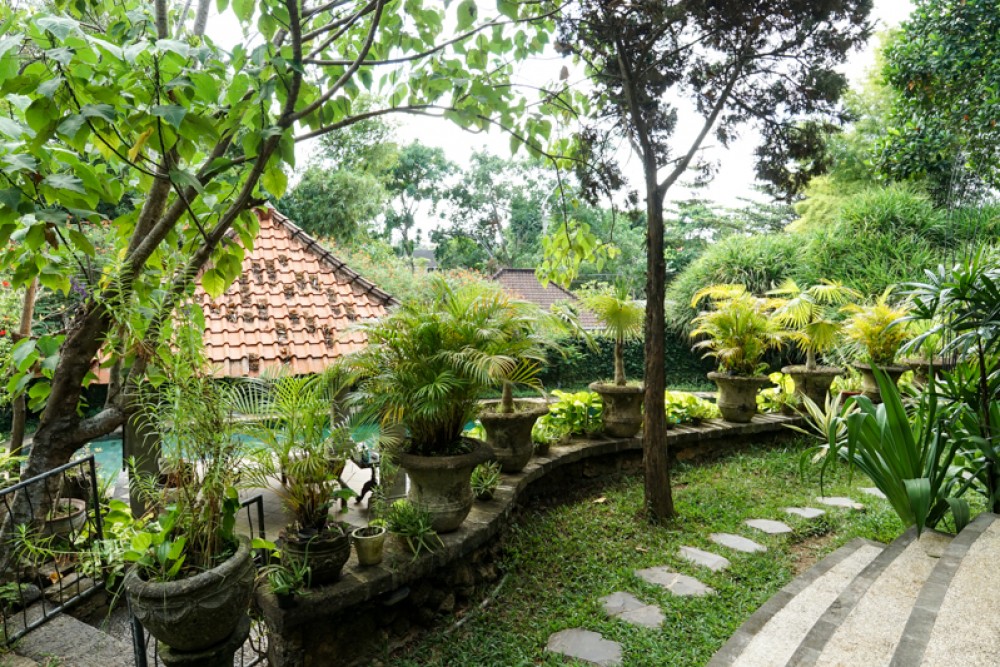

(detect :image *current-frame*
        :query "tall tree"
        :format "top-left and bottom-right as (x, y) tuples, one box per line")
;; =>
(876, 0), (1000, 203)
(558, 0), (871, 521)
(442, 150), (553, 269)
(385, 141), (454, 271)
(0, 0), (562, 556)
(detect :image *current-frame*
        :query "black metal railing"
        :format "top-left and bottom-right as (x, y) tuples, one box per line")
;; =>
(128, 493), (268, 667)
(0, 455), (105, 645)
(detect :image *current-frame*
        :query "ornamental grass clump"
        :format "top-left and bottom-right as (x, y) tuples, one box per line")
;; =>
(690, 284), (790, 377)
(841, 288), (911, 367)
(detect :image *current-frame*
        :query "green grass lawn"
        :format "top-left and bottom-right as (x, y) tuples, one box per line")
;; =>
(388, 439), (908, 667)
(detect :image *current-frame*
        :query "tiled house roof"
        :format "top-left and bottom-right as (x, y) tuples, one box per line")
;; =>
(490, 268), (602, 331)
(196, 207), (396, 378)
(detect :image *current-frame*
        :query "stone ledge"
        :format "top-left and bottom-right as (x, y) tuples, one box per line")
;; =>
(257, 413), (803, 637)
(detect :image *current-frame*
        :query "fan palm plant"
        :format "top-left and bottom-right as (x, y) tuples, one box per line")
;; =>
(582, 283), (644, 386)
(841, 288), (911, 367)
(769, 279), (859, 371)
(690, 284), (789, 377)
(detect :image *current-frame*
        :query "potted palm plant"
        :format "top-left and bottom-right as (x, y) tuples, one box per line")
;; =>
(583, 284), (645, 437)
(478, 296), (568, 472)
(769, 279), (859, 407)
(237, 371), (356, 586)
(841, 288), (911, 403)
(690, 284), (790, 422)
(349, 278), (506, 533)
(124, 351), (254, 654)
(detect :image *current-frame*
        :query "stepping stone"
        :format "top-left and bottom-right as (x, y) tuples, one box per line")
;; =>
(785, 506), (826, 520)
(546, 628), (623, 666)
(635, 566), (713, 597)
(710, 533), (767, 553)
(679, 546), (730, 571)
(860, 487), (887, 499)
(745, 518), (792, 535)
(599, 591), (665, 629)
(817, 496), (865, 510)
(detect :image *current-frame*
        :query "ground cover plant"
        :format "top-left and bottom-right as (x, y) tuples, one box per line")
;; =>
(387, 441), (912, 667)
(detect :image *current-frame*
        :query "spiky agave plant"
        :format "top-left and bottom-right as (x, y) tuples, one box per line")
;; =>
(582, 283), (644, 386)
(769, 279), (860, 371)
(690, 284), (790, 376)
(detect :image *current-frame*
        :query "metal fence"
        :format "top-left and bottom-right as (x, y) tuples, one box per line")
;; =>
(0, 455), (105, 645)
(128, 493), (269, 667)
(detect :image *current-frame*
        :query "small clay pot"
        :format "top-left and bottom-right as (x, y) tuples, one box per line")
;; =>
(352, 525), (387, 567)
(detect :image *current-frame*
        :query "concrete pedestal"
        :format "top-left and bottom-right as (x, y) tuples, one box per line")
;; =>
(159, 615), (251, 667)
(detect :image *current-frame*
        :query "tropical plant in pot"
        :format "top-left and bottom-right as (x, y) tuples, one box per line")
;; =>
(477, 294), (569, 472)
(690, 284), (790, 422)
(349, 278), (504, 532)
(769, 279), (859, 407)
(582, 283), (645, 437)
(236, 370), (356, 586)
(123, 355), (253, 654)
(841, 288), (911, 403)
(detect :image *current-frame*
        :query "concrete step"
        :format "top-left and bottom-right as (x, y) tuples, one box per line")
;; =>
(13, 613), (133, 667)
(708, 538), (884, 667)
(791, 528), (937, 666)
(892, 512), (1000, 667)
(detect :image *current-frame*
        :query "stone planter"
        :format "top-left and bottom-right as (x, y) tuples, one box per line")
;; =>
(125, 536), (255, 653)
(479, 401), (549, 473)
(708, 373), (771, 423)
(352, 526), (387, 567)
(853, 362), (906, 403)
(782, 365), (843, 409)
(281, 524), (352, 586)
(589, 382), (644, 438)
(397, 440), (493, 533)
(43, 497), (87, 538)
(903, 356), (956, 389)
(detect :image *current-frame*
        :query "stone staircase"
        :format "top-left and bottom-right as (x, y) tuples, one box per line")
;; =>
(710, 512), (1000, 667)
(5, 603), (133, 667)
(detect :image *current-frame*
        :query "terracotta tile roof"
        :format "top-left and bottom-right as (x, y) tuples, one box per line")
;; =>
(490, 268), (602, 331)
(195, 207), (395, 378)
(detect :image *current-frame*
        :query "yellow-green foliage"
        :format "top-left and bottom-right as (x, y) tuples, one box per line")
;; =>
(841, 289), (911, 366)
(690, 285), (790, 376)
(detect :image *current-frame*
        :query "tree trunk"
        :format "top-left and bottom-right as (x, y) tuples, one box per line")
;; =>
(806, 347), (817, 372)
(500, 381), (515, 414)
(614, 339), (626, 386)
(9, 278), (38, 458)
(642, 177), (674, 522)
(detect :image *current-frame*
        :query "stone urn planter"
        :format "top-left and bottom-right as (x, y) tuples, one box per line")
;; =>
(708, 373), (771, 423)
(43, 497), (87, 538)
(479, 401), (549, 472)
(124, 535), (255, 653)
(352, 526), (387, 567)
(903, 356), (956, 389)
(280, 523), (352, 586)
(589, 382), (644, 437)
(397, 439), (493, 533)
(853, 362), (906, 403)
(782, 365), (843, 409)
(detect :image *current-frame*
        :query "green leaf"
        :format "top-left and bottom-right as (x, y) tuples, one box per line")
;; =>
(0, 117), (30, 139)
(37, 77), (63, 98)
(80, 104), (117, 123)
(497, 0), (518, 19)
(68, 228), (96, 255)
(233, 0), (254, 23)
(151, 104), (187, 129)
(37, 16), (80, 40)
(261, 165), (287, 198)
(201, 268), (226, 298)
(457, 0), (478, 30)
(12, 339), (37, 372)
(42, 174), (86, 194)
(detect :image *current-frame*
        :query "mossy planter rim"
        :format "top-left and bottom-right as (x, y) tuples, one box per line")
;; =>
(588, 381), (644, 394)
(780, 364), (844, 378)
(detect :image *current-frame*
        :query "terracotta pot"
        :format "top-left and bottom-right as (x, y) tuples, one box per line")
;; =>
(589, 382), (644, 437)
(853, 362), (906, 404)
(281, 524), (351, 586)
(125, 536), (254, 653)
(708, 373), (771, 423)
(782, 365), (844, 409)
(352, 525), (387, 567)
(397, 439), (493, 533)
(479, 401), (549, 472)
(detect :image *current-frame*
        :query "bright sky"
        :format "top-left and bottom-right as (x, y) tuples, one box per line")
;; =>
(209, 0), (916, 229)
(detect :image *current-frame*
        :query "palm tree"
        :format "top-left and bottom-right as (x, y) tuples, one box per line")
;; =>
(690, 284), (789, 377)
(583, 284), (644, 386)
(769, 279), (859, 371)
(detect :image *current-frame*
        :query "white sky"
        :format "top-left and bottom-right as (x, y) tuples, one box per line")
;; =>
(209, 0), (916, 232)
